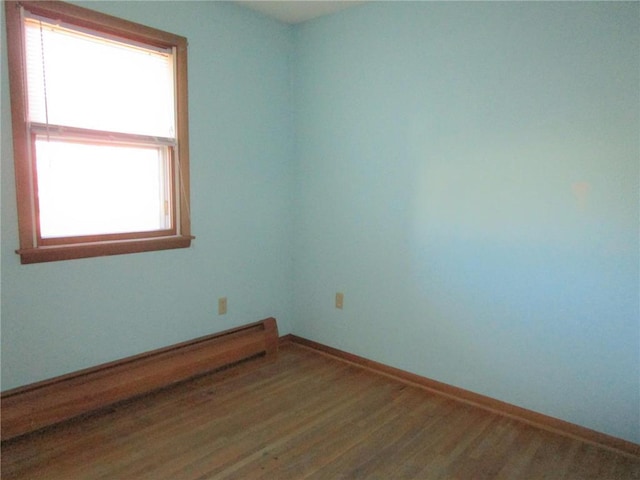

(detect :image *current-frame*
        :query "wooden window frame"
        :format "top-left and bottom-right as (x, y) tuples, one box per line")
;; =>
(5, 0), (193, 264)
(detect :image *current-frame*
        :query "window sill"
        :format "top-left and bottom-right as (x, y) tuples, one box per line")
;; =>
(17, 235), (194, 264)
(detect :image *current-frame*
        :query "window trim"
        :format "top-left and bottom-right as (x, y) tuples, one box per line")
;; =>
(5, 0), (192, 264)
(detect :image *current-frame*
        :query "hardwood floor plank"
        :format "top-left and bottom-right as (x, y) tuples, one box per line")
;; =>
(492, 425), (545, 479)
(2, 344), (638, 479)
(200, 372), (396, 478)
(105, 353), (361, 478)
(244, 385), (422, 479)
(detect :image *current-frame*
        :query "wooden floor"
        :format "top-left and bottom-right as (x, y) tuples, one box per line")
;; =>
(2, 343), (639, 479)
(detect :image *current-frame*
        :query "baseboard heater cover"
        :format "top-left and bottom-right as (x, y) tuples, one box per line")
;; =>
(1, 317), (279, 441)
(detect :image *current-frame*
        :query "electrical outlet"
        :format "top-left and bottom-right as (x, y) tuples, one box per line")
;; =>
(218, 297), (227, 315)
(335, 292), (344, 309)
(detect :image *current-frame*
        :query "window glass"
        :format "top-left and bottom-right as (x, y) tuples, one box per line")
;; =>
(35, 138), (172, 238)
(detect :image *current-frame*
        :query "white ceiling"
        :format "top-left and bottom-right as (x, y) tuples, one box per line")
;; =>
(237, 1), (365, 24)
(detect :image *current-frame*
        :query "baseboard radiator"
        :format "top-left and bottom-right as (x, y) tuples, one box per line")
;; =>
(1, 317), (279, 441)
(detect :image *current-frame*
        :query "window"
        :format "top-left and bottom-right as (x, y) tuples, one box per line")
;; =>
(5, 1), (192, 263)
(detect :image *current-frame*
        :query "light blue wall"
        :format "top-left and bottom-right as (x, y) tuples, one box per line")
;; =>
(292, 2), (640, 443)
(1, 1), (294, 389)
(2, 0), (638, 445)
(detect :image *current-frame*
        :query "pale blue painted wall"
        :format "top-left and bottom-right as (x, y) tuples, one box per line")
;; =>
(1, 2), (295, 389)
(2, 0), (638, 445)
(292, 2), (640, 443)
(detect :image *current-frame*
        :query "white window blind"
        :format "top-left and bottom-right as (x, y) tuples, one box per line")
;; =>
(25, 15), (176, 138)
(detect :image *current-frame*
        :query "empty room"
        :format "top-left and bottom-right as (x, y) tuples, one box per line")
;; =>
(1, 0), (639, 478)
